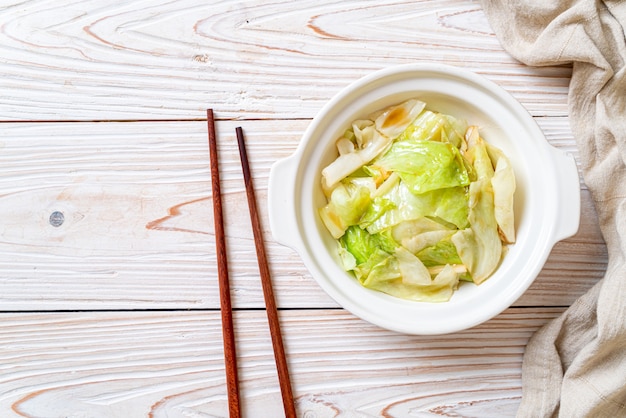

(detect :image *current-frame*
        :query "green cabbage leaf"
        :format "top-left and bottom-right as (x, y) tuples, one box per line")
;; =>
(318, 101), (515, 302)
(363, 181), (469, 234)
(451, 132), (502, 283)
(319, 179), (372, 239)
(373, 140), (470, 195)
(338, 225), (461, 302)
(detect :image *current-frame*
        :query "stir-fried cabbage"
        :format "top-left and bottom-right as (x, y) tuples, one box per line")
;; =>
(319, 99), (516, 302)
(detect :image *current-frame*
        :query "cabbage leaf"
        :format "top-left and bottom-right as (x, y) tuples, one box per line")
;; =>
(319, 179), (372, 239)
(374, 99), (426, 140)
(363, 181), (469, 233)
(452, 133), (502, 283)
(339, 225), (460, 302)
(373, 140), (470, 195)
(487, 143), (516, 243)
(322, 125), (392, 190)
(363, 261), (460, 302)
(319, 101), (515, 302)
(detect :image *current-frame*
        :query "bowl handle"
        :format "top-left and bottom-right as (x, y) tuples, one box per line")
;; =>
(268, 154), (302, 252)
(551, 148), (581, 242)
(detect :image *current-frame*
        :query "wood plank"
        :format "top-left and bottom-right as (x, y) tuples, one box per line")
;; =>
(0, 0), (571, 121)
(0, 3), (600, 418)
(0, 118), (605, 310)
(0, 307), (565, 417)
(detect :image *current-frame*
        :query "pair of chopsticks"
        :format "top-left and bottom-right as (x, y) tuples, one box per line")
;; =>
(207, 109), (296, 418)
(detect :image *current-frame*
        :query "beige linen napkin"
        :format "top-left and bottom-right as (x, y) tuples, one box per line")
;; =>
(479, 1), (626, 417)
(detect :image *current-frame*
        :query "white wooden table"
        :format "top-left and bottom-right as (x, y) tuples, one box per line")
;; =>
(0, 1), (606, 417)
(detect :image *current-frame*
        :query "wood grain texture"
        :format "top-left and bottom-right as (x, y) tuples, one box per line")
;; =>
(0, 0), (572, 121)
(0, 118), (606, 310)
(207, 109), (242, 416)
(236, 126), (297, 417)
(0, 2), (606, 415)
(0, 308), (565, 417)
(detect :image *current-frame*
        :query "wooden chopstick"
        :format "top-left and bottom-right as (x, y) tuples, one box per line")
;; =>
(207, 109), (241, 418)
(235, 126), (297, 418)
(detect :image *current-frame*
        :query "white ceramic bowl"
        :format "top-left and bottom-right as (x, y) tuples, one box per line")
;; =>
(268, 63), (580, 335)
